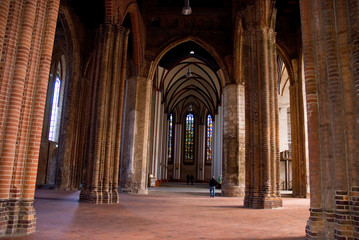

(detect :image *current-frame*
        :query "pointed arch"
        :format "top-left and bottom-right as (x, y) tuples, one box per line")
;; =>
(150, 37), (230, 87)
(104, 0), (145, 72)
(276, 42), (295, 85)
(121, 2), (145, 72)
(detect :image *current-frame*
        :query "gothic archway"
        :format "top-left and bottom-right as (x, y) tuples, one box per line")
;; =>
(148, 39), (226, 185)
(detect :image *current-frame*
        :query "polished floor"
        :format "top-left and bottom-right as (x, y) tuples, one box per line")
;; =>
(2, 183), (309, 240)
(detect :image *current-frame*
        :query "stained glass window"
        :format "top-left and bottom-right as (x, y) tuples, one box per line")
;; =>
(206, 114), (213, 163)
(184, 113), (194, 164)
(168, 114), (173, 159)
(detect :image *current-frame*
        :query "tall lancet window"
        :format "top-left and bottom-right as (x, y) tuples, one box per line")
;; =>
(168, 114), (173, 163)
(48, 60), (64, 142)
(184, 113), (194, 164)
(206, 114), (213, 164)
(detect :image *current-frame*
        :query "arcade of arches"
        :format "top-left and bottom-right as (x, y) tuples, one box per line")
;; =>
(0, 0), (358, 239)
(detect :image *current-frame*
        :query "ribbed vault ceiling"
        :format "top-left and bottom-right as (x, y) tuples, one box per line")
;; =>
(158, 41), (222, 119)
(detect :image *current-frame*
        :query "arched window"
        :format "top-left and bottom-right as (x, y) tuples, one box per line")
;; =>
(48, 76), (60, 141)
(184, 113), (194, 164)
(48, 59), (64, 142)
(168, 114), (173, 162)
(206, 114), (213, 163)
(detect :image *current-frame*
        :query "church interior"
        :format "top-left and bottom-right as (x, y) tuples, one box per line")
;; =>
(0, 0), (358, 239)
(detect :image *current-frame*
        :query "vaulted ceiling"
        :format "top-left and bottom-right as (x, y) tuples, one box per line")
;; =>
(65, 0), (301, 121)
(157, 41), (222, 120)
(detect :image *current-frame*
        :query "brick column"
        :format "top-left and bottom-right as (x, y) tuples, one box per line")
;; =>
(299, 0), (325, 238)
(0, 0), (60, 236)
(197, 124), (206, 182)
(80, 24), (129, 203)
(159, 111), (168, 182)
(242, 0), (282, 209)
(119, 60), (152, 193)
(0, 1), (10, 55)
(212, 106), (223, 180)
(129, 74), (153, 193)
(349, 1), (359, 237)
(173, 123), (183, 181)
(221, 83), (245, 197)
(119, 74), (136, 192)
(289, 59), (309, 198)
(301, 0), (359, 238)
(149, 90), (161, 184)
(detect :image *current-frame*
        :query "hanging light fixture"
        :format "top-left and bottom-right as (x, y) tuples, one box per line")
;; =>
(181, 0), (192, 16)
(186, 67), (192, 78)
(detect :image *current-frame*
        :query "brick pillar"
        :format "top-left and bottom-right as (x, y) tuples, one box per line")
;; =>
(300, 0), (359, 239)
(221, 83), (245, 197)
(80, 24), (129, 203)
(197, 124), (206, 182)
(127, 74), (152, 193)
(242, 0), (282, 209)
(0, 0), (60, 237)
(161, 112), (169, 182)
(349, 1), (359, 239)
(119, 74), (136, 192)
(173, 123), (183, 181)
(299, 0), (325, 238)
(289, 59), (309, 198)
(149, 90), (161, 184)
(0, 1), (10, 55)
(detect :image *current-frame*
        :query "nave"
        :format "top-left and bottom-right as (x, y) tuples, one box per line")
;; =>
(2, 183), (309, 240)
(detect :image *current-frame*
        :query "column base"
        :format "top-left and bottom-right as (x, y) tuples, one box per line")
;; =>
(352, 187), (359, 239)
(102, 190), (119, 204)
(0, 200), (8, 236)
(305, 208), (325, 239)
(244, 193), (282, 209)
(79, 189), (119, 203)
(221, 185), (245, 197)
(119, 187), (148, 195)
(334, 190), (354, 239)
(16, 200), (36, 235)
(0, 199), (36, 237)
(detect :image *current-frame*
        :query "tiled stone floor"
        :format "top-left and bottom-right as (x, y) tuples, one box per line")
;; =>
(1, 183), (309, 240)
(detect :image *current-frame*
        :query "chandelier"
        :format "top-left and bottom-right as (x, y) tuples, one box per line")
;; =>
(181, 0), (192, 16)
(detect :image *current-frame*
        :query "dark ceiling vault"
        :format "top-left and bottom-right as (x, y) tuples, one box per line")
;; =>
(69, 0), (105, 29)
(159, 41), (220, 71)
